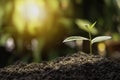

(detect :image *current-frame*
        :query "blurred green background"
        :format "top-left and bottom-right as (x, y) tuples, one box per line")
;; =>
(0, 0), (120, 67)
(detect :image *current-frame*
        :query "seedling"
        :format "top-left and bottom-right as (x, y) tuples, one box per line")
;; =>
(63, 22), (112, 54)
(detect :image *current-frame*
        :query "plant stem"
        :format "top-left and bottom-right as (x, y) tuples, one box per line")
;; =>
(88, 31), (92, 54)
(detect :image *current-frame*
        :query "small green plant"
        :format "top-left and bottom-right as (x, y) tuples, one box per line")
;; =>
(63, 22), (112, 54)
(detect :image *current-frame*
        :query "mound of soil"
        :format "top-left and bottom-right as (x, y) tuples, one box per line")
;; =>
(0, 52), (120, 80)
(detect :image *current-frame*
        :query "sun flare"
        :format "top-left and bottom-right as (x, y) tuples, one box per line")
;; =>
(20, 0), (47, 21)
(13, 0), (47, 35)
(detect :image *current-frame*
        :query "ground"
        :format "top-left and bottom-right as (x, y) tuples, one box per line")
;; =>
(0, 52), (120, 80)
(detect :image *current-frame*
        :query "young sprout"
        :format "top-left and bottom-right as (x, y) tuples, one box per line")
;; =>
(63, 22), (112, 54)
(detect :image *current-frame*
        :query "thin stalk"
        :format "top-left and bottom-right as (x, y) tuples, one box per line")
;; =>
(88, 31), (92, 54)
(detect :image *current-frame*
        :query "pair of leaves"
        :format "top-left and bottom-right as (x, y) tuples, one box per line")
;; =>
(86, 21), (96, 31)
(63, 36), (111, 44)
(76, 19), (98, 35)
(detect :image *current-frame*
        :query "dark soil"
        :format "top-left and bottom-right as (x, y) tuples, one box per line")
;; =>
(0, 52), (120, 80)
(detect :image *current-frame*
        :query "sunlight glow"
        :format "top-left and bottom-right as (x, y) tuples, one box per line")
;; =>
(21, 0), (46, 21)
(13, 0), (47, 35)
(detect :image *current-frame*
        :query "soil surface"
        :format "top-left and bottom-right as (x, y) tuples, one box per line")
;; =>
(0, 52), (120, 80)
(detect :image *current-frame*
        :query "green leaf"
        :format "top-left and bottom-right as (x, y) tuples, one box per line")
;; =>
(76, 19), (98, 35)
(63, 36), (89, 43)
(76, 19), (90, 32)
(90, 21), (96, 29)
(84, 24), (90, 30)
(91, 36), (112, 44)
